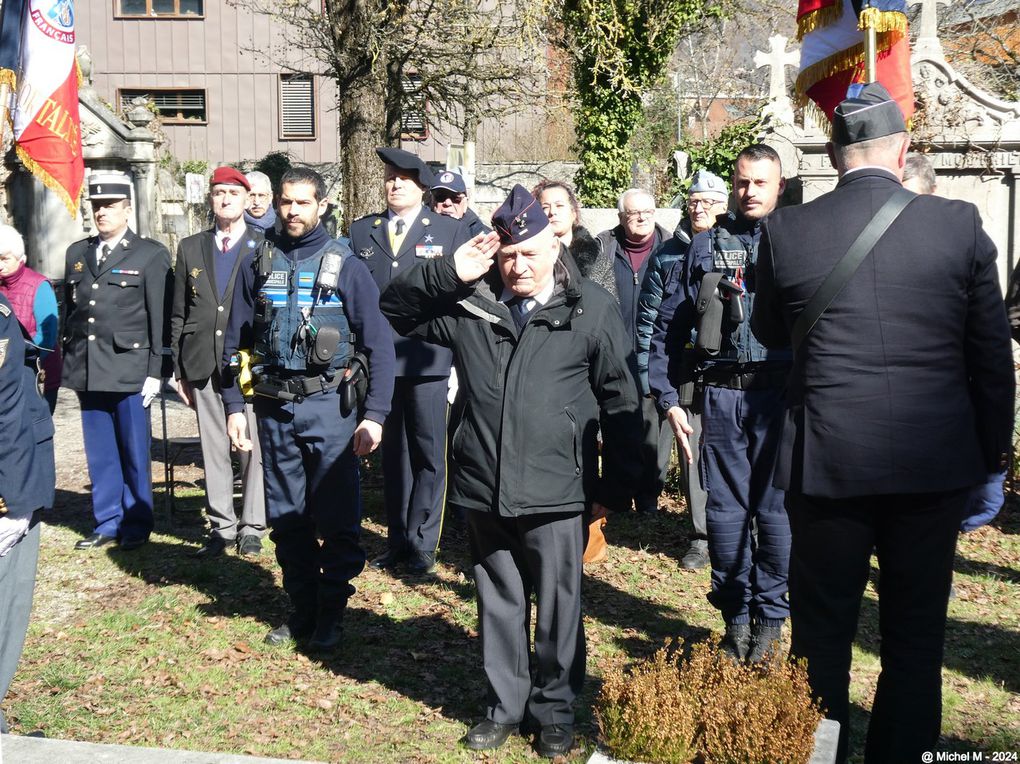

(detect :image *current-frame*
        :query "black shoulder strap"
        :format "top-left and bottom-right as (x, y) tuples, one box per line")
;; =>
(790, 188), (915, 354)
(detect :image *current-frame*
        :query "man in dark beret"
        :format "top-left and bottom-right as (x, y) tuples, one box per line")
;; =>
(170, 166), (267, 559)
(349, 148), (467, 576)
(380, 185), (643, 758)
(752, 82), (1014, 762)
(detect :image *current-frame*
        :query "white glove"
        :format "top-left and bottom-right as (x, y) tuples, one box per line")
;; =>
(141, 376), (162, 408)
(447, 367), (459, 405)
(0, 515), (31, 558)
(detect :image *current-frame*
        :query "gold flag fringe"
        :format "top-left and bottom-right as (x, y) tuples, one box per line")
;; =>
(795, 28), (904, 97)
(858, 7), (908, 34)
(797, 0), (843, 40)
(16, 143), (81, 217)
(0, 69), (15, 90)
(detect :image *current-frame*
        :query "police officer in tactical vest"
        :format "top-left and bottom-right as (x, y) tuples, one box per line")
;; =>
(221, 167), (396, 652)
(649, 144), (792, 663)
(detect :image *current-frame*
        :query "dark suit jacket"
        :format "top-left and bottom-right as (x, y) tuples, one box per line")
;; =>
(62, 229), (173, 392)
(349, 208), (466, 377)
(171, 225), (262, 382)
(752, 168), (1014, 499)
(0, 296), (55, 518)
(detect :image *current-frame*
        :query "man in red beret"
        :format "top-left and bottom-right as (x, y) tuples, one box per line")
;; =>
(170, 166), (267, 558)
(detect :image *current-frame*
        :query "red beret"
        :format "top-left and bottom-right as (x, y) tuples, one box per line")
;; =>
(209, 166), (250, 191)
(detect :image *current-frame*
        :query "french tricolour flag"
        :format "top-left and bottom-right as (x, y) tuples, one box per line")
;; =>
(795, 0), (913, 125)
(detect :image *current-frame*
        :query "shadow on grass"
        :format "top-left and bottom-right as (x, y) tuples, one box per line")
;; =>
(852, 583), (1020, 694)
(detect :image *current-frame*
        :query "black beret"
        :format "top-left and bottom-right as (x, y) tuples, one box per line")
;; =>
(375, 147), (434, 187)
(491, 184), (550, 246)
(832, 82), (907, 145)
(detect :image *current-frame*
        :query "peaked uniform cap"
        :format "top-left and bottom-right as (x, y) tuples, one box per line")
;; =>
(88, 171), (132, 201)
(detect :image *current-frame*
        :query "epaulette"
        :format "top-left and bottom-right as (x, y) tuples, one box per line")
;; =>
(0, 303), (10, 318)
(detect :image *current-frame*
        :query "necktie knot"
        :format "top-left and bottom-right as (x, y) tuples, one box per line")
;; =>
(222, 236), (231, 253)
(506, 296), (528, 331)
(99, 244), (112, 265)
(395, 219), (406, 236)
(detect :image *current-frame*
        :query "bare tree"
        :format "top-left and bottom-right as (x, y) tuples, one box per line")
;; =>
(936, 0), (1019, 101)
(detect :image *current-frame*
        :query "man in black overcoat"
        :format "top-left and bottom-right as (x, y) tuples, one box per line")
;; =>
(752, 83), (1014, 763)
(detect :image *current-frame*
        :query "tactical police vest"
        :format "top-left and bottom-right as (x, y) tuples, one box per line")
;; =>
(708, 226), (773, 365)
(254, 241), (355, 373)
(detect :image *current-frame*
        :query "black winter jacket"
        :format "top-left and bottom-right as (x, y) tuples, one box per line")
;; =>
(380, 250), (644, 516)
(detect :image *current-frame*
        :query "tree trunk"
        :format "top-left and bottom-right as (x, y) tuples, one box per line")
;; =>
(336, 69), (387, 231)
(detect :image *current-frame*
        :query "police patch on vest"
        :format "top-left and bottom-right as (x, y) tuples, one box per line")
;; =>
(264, 271), (288, 287)
(415, 244), (443, 259)
(714, 247), (746, 270)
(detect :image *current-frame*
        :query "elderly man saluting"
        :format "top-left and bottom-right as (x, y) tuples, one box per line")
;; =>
(381, 185), (643, 758)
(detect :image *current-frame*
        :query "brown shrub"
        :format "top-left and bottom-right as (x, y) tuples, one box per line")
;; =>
(597, 641), (822, 764)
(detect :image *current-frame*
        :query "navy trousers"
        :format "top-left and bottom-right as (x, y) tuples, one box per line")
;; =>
(787, 490), (966, 764)
(78, 391), (154, 542)
(382, 375), (448, 555)
(700, 385), (790, 625)
(255, 390), (365, 616)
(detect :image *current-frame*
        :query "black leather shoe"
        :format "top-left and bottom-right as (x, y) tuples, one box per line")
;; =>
(264, 618), (315, 646)
(119, 536), (149, 551)
(190, 537), (227, 558)
(307, 620), (343, 653)
(370, 548), (409, 570)
(406, 550), (437, 575)
(537, 723), (574, 757)
(75, 533), (117, 550)
(236, 535), (262, 557)
(680, 540), (710, 570)
(465, 719), (517, 751)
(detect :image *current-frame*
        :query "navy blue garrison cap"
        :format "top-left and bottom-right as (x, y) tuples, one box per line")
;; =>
(375, 147), (433, 187)
(832, 82), (907, 145)
(491, 184), (550, 246)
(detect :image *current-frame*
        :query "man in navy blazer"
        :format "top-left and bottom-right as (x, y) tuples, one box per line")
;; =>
(349, 148), (466, 575)
(752, 83), (1014, 762)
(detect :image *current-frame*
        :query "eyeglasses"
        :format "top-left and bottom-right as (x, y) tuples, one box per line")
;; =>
(624, 209), (655, 220)
(689, 199), (724, 210)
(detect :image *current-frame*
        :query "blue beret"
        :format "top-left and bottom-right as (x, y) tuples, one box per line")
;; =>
(491, 184), (549, 246)
(375, 147), (433, 187)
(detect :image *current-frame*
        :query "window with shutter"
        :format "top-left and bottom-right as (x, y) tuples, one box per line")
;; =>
(401, 73), (428, 141)
(117, 0), (204, 17)
(279, 75), (317, 140)
(119, 88), (207, 124)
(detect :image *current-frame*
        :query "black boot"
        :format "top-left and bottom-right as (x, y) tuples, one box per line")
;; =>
(265, 611), (316, 645)
(747, 622), (784, 664)
(719, 623), (752, 662)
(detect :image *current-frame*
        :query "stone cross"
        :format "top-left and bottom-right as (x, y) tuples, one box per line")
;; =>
(909, 0), (948, 42)
(755, 35), (800, 124)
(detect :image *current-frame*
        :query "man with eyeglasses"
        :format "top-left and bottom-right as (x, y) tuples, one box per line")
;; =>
(430, 170), (491, 237)
(636, 169), (729, 569)
(244, 171), (278, 237)
(595, 189), (671, 515)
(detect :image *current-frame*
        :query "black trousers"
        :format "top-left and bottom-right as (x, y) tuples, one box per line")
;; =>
(786, 489), (967, 764)
(466, 509), (585, 727)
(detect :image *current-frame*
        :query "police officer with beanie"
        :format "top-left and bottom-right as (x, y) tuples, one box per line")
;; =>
(222, 166), (395, 652)
(63, 171), (172, 551)
(381, 185), (643, 758)
(349, 148), (466, 575)
(649, 145), (791, 663)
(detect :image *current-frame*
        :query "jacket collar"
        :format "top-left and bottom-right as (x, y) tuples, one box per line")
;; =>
(835, 166), (902, 189)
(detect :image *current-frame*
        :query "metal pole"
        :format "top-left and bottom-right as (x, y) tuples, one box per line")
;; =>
(864, 25), (878, 83)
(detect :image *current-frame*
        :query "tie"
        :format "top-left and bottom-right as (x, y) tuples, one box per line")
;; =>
(221, 236), (231, 254)
(507, 296), (528, 331)
(389, 218), (406, 254)
(99, 244), (112, 267)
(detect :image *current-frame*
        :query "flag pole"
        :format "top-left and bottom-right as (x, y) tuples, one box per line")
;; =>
(862, 2), (878, 83)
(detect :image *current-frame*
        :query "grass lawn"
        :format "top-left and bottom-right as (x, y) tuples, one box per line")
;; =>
(7, 459), (1019, 763)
